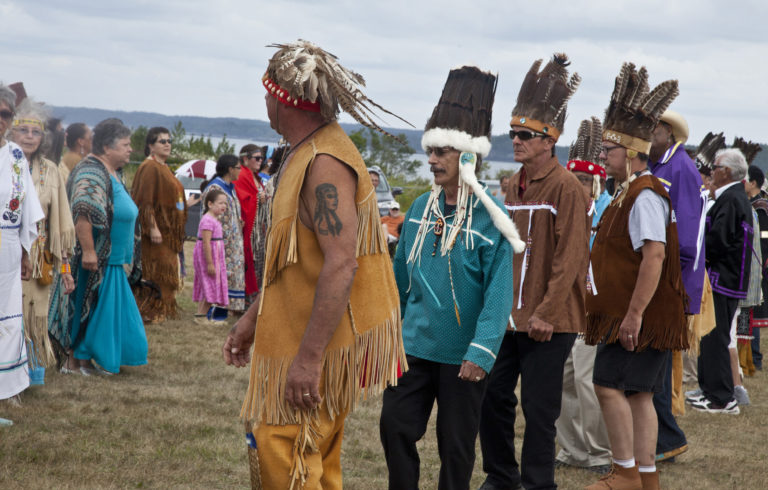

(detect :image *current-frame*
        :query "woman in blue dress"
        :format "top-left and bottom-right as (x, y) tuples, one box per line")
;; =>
(49, 119), (146, 375)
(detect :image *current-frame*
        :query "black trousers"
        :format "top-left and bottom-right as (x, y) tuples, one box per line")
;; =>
(654, 354), (687, 453)
(380, 355), (488, 490)
(698, 293), (737, 405)
(479, 332), (576, 490)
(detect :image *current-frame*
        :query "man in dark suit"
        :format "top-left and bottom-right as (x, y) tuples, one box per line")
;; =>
(688, 148), (753, 414)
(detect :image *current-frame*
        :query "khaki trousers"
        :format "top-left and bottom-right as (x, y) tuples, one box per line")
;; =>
(555, 338), (611, 467)
(249, 404), (348, 490)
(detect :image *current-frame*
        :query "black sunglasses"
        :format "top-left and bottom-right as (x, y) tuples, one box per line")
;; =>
(0, 109), (13, 121)
(156, 138), (173, 144)
(426, 146), (456, 157)
(248, 154), (264, 161)
(509, 129), (546, 141)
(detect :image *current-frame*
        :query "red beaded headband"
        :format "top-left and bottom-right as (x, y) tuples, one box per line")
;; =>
(567, 159), (606, 179)
(262, 76), (321, 113)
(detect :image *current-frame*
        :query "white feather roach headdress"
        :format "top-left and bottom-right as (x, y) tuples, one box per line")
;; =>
(263, 39), (411, 139)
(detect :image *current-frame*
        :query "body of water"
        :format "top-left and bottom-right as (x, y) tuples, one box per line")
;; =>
(207, 136), (522, 182)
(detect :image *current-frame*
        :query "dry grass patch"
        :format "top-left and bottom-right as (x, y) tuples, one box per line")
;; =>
(2, 243), (767, 488)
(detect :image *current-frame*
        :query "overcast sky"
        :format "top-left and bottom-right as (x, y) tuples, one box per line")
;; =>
(2, 0), (767, 145)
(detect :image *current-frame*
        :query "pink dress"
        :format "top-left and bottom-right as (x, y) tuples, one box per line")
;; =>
(193, 214), (229, 305)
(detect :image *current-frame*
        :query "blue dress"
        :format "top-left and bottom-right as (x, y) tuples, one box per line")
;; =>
(74, 176), (147, 373)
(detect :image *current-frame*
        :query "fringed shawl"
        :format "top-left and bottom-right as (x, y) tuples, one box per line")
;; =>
(131, 158), (187, 253)
(48, 157), (141, 351)
(28, 157), (76, 278)
(241, 122), (406, 488)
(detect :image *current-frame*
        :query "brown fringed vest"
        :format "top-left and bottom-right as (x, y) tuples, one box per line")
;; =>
(586, 175), (689, 351)
(241, 121), (406, 426)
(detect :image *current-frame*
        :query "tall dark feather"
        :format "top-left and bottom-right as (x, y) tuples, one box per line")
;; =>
(732, 136), (763, 164)
(511, 53), (580, 135)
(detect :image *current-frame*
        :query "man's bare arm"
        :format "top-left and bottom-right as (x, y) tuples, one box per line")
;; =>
(619, 240), (665, 351)
(285, 154), (359, 410)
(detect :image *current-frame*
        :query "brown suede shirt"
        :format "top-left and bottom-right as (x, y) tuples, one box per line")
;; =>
(505, 156), (590, 333)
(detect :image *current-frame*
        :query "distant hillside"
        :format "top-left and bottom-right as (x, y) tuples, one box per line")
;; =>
(51, 105), (767, 170)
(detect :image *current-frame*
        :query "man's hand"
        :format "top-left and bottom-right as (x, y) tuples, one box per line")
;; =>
(458, 360), (486, 382)
(20, 251), (32, 280)
(618, 312), (642, 351)
(222, 319), (256, 367)
(150, 227), (162, 244)
(82, 250), (98, 271)
(528, 315), (554, 342)
(284, 352), (323, 411)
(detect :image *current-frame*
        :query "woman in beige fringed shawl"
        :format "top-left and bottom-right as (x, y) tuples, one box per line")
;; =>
(10, 99), (75, 381)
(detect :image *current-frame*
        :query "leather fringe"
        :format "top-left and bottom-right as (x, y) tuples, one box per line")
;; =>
(137, 206), (186, 252)
(585, 312), (689, 351)
(240, 309), (406, 489)
(356, 192), (388, 257)
(23, 303), (56, 368)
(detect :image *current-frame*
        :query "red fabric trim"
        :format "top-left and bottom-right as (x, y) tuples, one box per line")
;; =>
(262, 76), (322, 113)
(567, 159), (606, 179)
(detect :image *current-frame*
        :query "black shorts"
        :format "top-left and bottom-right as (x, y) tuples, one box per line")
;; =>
(592, 341), (669, 394)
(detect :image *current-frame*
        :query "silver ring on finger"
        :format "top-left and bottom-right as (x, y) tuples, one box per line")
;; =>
(302, 393), (312, 397)
(474, 376), (481, 381)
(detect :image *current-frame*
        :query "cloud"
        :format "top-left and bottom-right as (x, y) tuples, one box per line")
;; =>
(2, 0), (766, 145)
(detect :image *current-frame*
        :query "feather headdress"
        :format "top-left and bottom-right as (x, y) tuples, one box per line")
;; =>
(695, 131), (726, 175)
(421, 66), (497, 158)
(732, 136), (763, 165)
(263, 40), (411, 139)
(510, 53), (581, 142)
(409, 66), (524, 269)
(566, 117), (605, 200)
(602, 62), (679, 154)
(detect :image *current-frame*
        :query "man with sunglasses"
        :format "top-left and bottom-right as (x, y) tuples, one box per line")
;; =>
(234, 144), (265, 302)
(479, 54), (589, 490)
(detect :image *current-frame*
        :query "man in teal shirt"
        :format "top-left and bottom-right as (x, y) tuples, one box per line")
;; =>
(379, 66), (522, 490)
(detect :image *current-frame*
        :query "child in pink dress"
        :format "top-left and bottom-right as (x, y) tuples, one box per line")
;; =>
(193, 190), (229, 324)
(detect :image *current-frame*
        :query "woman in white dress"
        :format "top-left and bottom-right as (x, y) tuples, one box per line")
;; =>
(0, 84), (44, 423)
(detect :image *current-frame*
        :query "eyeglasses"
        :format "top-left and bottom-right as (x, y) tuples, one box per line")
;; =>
(233, 165), (242, 169)
(156, 138), (173, 144)
(426, 146), (456, 157)
(248, 154), (263, 161)
(509, 129), (546, 141)
(12, 127), (43, 137)
(0, 110), (14, 121)
(601, 145), (624, 154)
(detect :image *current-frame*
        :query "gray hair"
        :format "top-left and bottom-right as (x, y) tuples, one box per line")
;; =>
(92, 118), (131, 155)
(11, 98), (51, 162)
(0, 84), (16, 113)
(714, 148), (748, 181)
(14, 98), (50, 126)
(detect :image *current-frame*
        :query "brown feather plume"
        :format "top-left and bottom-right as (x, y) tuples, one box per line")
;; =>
(695, 131), (726, 174)
(732, 136), (763, 164)
(603, 62), (679, 149)
(568, 116), (603, 164)
(511, 53), (580, 135)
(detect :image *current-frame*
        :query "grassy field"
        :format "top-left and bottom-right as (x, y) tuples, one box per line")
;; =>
(2, 243), (767, 489)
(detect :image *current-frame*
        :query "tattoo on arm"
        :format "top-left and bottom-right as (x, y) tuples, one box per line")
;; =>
(314, 183), (343, 236)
